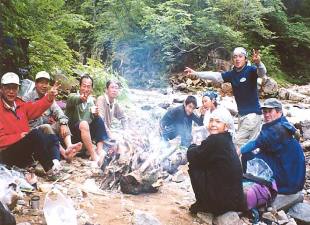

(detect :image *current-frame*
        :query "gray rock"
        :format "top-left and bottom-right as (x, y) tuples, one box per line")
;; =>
(271, 192), (304, 211)
(213, 211), (242, 225)
(286, 218), (298, 225)
(175, 83), (187, 91)
(197, 212), (213, 225)
(261, 77), (278, 95)
(262, 212), (276, 222)
(133, 210), (162, 225)
(288, 203), (310, 225)
(173, 97), (185, 103)
(276, 210), (289, 224)
(301, 120), (310, 140)
(141, 105), (153, 111)
(158, 103), (170, 109)
(278, 88), (310, 104)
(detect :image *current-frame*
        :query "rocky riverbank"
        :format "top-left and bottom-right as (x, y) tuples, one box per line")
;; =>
(2, 84), (310, 225)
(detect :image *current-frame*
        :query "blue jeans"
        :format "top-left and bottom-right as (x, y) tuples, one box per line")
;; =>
(71, 117), (109, 144)
(0, 129), (60, 172)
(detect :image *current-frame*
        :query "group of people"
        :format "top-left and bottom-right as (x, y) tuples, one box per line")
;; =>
(0, 46), (306, 216)
(0, 72), (126, 178)
(160, 47), (306, 215)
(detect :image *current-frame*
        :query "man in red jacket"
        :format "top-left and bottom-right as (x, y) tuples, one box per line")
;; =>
(0, 72), (61, 174)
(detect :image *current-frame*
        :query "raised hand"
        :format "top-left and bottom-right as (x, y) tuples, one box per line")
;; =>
(252, 49), (261, 65)
(80, 93), (88, 102)
(184, 67), (196, 76)
(47, 80), (61, 102)
(21, 132), (28, 138)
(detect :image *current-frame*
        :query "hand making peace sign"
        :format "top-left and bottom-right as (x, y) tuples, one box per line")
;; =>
(252, 49), (261, 65)
(47, 80), (61, 102)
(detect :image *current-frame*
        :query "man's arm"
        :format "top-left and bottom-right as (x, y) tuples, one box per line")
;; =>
(184, 67), (224, 83)
(114, 103), (127, 128)
(25, 95), (53, 121)
(160, 108), (175, 129)
(96, 95), (105, 119)
(240, 140), (258, 154)
(193, 71), (224, 83)
(66, 94), (82, 109)
(51, 101), (68, 124)
(256, 62), (267, 78)
(192, 113), (204, 126)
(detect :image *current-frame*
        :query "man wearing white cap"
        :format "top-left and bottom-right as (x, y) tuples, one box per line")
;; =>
(23, 71), (82, 161)
(0, 72), (62, 176)
(185, 48), (267, 148)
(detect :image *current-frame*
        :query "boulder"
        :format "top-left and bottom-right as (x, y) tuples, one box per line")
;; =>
(213, 211), (243, 225)
(287, 202), (310, 225)
(259, 77), (278, 96)
(133, 210), (162, 225)
(286, 218), (298, 225)
(301, 120), (310, 140)
(197, 212), (213, 225)
(271, 192), (304, 211)
(278, 88), (310, 103)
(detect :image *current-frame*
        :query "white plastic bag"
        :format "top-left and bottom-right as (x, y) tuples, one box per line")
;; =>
(246, 158), (273, 181)
(43, 189), (77, 225)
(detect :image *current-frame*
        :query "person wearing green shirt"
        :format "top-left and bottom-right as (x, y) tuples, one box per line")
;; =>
(66, 75), (109, 166)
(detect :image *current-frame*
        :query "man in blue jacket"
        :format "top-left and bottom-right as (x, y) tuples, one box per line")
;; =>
(160, 96), (204, 147)
(240, 98), (305, 194)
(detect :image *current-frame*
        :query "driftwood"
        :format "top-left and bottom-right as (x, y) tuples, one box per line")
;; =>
(98, 128), (180, 195)
(119, 144), (179, 194)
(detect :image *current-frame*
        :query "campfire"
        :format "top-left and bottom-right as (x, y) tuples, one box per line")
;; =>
(98, 113), (182, 195)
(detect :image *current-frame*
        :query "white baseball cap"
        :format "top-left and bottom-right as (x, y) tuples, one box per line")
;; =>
(1, 72), (20, 85)
(35, 71), (50, 80)
(233, 47), (247, 57)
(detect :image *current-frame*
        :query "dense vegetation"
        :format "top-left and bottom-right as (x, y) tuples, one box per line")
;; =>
(1, 0), (309, 87)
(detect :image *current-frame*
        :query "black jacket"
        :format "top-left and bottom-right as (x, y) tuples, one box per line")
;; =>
(187, 132), (245, 215)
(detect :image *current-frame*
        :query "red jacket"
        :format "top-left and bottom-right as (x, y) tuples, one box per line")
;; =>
(0, 95), (53, 150)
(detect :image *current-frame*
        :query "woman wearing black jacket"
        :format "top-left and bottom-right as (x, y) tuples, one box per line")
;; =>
(188, 108), (246, 215)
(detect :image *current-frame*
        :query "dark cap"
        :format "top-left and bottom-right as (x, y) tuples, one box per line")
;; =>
(261, 98), (282, 110)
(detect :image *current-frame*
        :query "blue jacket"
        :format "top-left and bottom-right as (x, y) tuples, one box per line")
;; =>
(160, 105), (203, 132)
(241, 116), (306, 194)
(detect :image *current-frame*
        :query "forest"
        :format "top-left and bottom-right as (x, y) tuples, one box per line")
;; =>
(0, 0), (309, 87)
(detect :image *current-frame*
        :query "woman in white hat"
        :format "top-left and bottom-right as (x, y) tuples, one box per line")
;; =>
(187, 107), (245, 215)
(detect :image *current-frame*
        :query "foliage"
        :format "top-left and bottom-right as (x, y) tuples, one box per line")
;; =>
(1, 0), (310, 86)
(0, 0), (91, 78)
(74, 59), (128, 100)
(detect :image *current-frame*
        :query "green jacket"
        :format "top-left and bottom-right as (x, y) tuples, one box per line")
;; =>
(65, 93), (95, 126)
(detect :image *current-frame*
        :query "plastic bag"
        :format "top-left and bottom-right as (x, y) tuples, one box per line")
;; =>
(18, 79), (35, 97)
(43, 189), (77, 225)
(246, 158), (273, 181)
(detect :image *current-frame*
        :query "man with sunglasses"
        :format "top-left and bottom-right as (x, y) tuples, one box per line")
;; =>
(240, 98), (305, 194)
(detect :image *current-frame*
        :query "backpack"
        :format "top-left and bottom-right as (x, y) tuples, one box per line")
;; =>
(243, 173), (278, 210)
